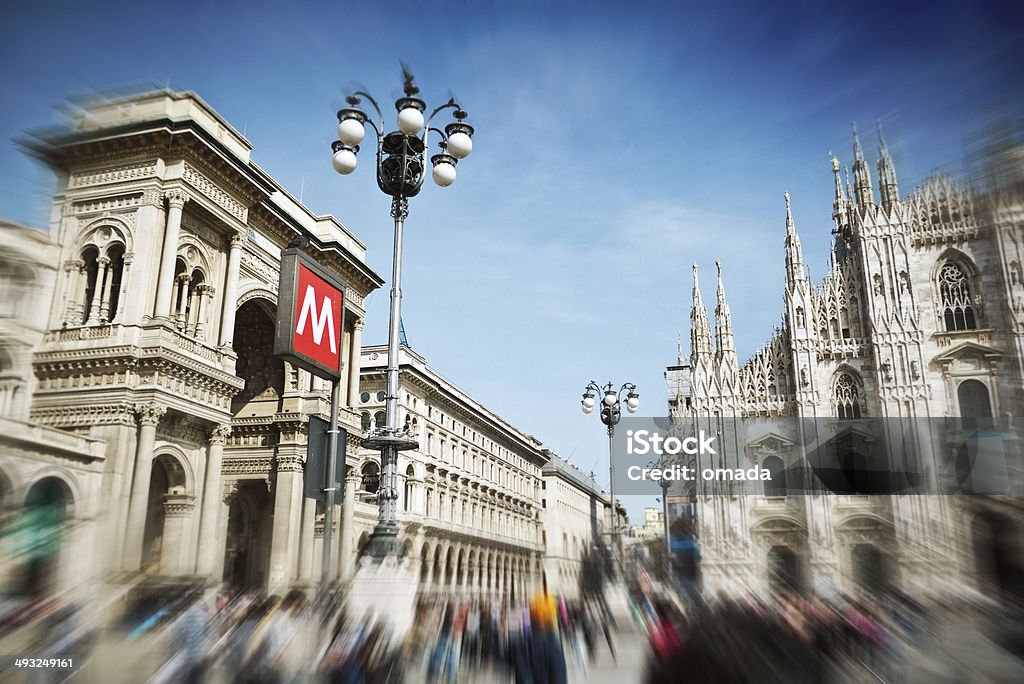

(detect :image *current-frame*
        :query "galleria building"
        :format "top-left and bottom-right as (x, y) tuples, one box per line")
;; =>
(666, 130), (1024, 600)
(0, 90), (626, 607)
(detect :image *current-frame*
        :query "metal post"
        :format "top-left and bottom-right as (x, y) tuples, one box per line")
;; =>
(662, 482), (671, 583)
(321, 378), (341, 591)
(381, 198), (406, 524)
(607, 426), (618, 573)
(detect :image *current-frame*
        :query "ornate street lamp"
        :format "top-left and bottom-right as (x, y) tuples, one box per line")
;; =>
(334, 67), (475, 559)
(581, 381), (639, 572)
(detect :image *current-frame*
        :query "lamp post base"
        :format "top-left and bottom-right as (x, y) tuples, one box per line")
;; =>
(346, 551), (418, 649)
(365, 521), (404, 559)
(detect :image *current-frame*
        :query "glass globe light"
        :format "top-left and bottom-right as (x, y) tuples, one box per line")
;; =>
(332, 148), (357, 175)
(398, 107), (424, 135)
(446, 131), (473, 159)
(582, 395), (595, 410)
(582, 402), (594, 415)
(627, 395), (640, 411)
(338, 118), (365, 146)
(432, 160), (456, 187)
(603, 392), (617, 406)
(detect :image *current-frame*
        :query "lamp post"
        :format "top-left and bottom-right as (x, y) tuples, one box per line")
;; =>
(581, 381), (638, 574)
(333, 67), (474, 559)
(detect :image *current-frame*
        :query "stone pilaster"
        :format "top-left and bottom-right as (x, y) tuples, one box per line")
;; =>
(196, 424), (231, 576)
(123, 403), (166, 570)
(219, 231), (245, 347)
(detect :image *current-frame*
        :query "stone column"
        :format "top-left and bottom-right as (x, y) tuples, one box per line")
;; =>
(154, 190), (189, 319)
(196, 424), (231, 576)
(114, 252), (134, 324)
(123, 403), (166, 570)
(346, 319), (364, 406)
(174, 274), (191, 331)
(160, 497), (194, 575)
(219, 232), (245, 347)
(195, 286), (213, 341)
(61, 260), (80, 325)
(339, 469), (359, 580)
(298, 496), (316, 583)
(98, 257), (115, 322)
(72, 261), (88, 324)
(87, 257), (109, 325)
(268, 452), (304, 591)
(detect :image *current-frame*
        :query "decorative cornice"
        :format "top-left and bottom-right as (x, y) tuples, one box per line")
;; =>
(182, 163), (245, 221)
(70, 161), (157, 188)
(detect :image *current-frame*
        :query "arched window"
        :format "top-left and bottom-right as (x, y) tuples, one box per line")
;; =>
(403, 464), (415, 512)
(835, 372), (862, 419)
(764, 455), (787, 496)
(0, 349), (24, 419)
(172, 260), (209, 338)
(360, 412), (372, 432)
(361, 462), (380, 494)
(374, 411), (386, 428)
(938, 262), (977, 331)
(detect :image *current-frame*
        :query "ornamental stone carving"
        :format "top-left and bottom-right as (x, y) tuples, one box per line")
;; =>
(210, 424), (232, 445)
(134, 403), (166, 426)
(163, 189), (190, 208)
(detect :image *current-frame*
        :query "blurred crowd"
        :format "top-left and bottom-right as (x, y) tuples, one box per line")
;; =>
(2, 580), (1023, 682)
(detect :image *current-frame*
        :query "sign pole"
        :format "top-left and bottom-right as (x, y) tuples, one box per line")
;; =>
(321, 378), (341, 593)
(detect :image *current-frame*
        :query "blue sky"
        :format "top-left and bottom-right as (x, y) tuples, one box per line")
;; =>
(2, 1), (1021, 520)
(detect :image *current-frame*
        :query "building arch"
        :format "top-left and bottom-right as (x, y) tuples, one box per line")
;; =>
(17, 476), (75, 596)
(237, 286), (278, 308)
(957, 378), (993, 422)
(232, 297), (285, 415)
(360, 460), (380, 495)
(152, 444), (197, 497)
(76, 216), (133, 255)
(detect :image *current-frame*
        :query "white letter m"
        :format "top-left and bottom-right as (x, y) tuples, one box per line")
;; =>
(295, 285), (337, 354)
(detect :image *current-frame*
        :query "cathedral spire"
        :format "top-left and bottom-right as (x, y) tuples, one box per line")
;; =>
(690, 263), (712, 366)
(831, 151), (847, 222)
(784, 192), (806, 287)
(714, 261), (738, 377)
(876, 122), (900, 210)
(715, 260), (735, 349)
(852, 122), (875, 209)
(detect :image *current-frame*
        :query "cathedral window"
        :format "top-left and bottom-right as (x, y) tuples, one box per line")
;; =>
(374, 410), (386, 428)
(834, 372), (862, 419)
(938, 262), (977, 331)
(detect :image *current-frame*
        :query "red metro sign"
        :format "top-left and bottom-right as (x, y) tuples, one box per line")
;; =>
(274, 248), (346, 379)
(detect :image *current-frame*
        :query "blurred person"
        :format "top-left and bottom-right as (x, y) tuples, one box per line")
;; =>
(237, 594), (282, 683)
(511, 592), (566, 684)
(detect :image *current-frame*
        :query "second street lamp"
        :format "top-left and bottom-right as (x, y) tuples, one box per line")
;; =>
(333, 67), (475, 561)
(581, 380), (639, 574)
